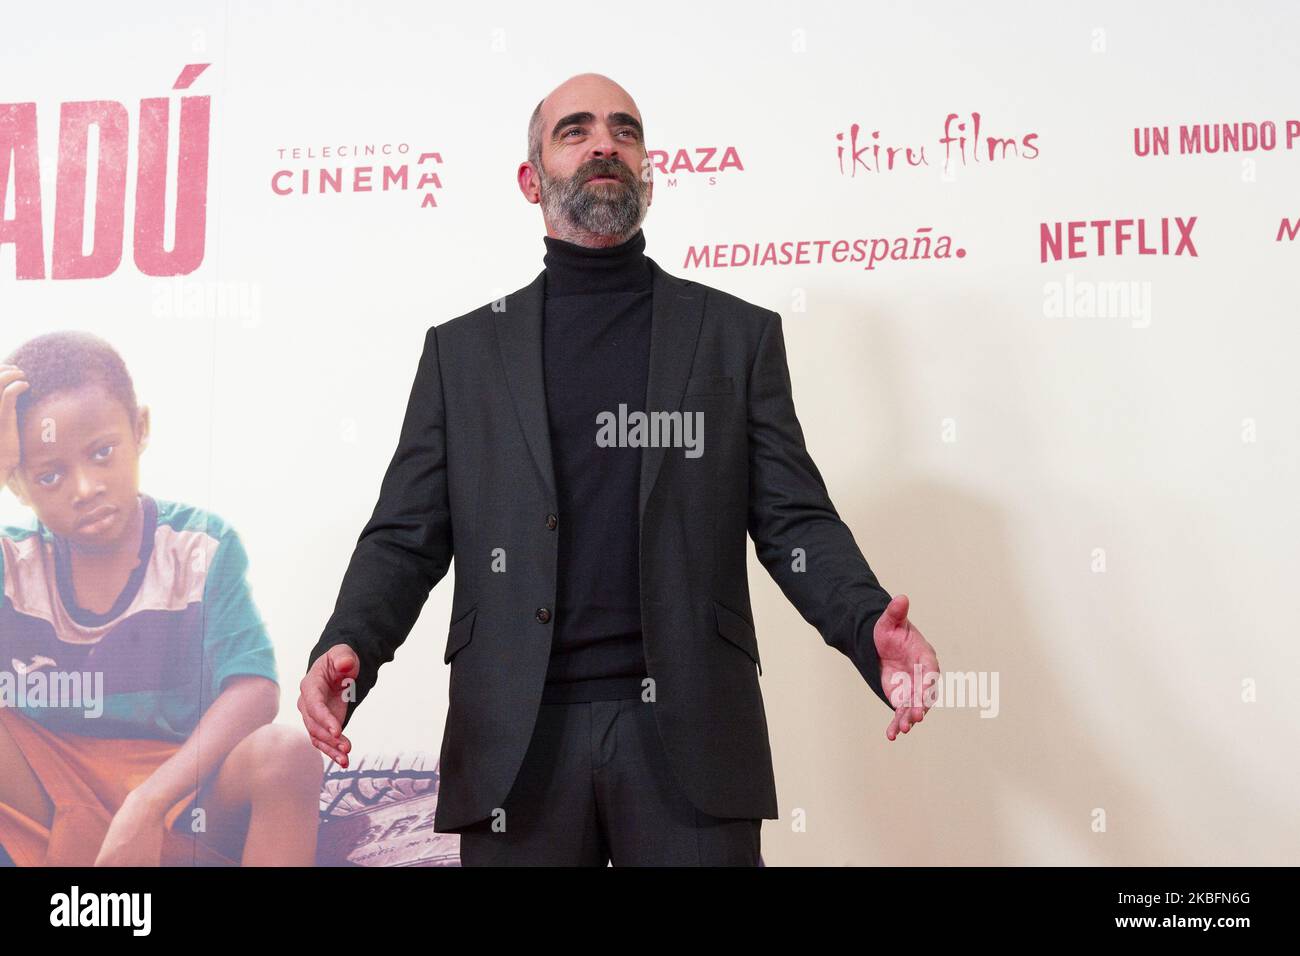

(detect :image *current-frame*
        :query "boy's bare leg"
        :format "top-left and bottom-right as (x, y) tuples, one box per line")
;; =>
(0, 716), (54, 828)
(186, 723), (325, 866)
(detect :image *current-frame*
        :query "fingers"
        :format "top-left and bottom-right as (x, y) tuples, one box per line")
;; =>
(309, 732), (349, 767)
(297, 675), (352, 767)
(885, 703), (927, 741)
(299, 698), (350, 766)
(307, 645), (358, 729)
(307, 646), (360, 767)
(883, 593), (910, 626)
(302, 707), (350, 754)
(0, 376), (30, 417)
(0, 366), (28, 395)
(298, 678), (341, 735)
(327, 642), (358, 681)
(907, 643), (941, 715)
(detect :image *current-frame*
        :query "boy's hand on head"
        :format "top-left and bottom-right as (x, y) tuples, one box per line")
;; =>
(0, 365), (30, 485)
(298, 644), (359, 767)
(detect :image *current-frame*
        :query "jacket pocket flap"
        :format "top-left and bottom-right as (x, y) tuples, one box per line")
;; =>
(713, 599), (761, 673)
(443, 607), (478, 664)
(684, 375), (734, 396)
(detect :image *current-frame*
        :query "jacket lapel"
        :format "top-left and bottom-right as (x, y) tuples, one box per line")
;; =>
(639, 257), (705, 518)
(493, 267), (555, 500)
(492, 255), (706, 517)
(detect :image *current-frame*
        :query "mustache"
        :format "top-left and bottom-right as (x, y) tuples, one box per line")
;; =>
(577, 160), (634, 184)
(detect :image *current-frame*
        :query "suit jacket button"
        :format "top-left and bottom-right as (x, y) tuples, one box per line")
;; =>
(535, 607), (551, 624)
(545, 513), (558, 530)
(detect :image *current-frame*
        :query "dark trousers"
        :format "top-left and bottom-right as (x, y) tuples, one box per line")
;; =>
(454, 697), (762, 866)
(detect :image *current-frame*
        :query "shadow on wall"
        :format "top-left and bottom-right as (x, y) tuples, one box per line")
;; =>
(757, 287), (1290, 865)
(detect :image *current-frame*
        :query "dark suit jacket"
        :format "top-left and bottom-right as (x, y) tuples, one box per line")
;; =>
(306, 256), (894, 832)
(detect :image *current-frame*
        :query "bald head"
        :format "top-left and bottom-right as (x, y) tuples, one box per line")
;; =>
(520, 72), (652, 244)
(527, 73), (644, 175)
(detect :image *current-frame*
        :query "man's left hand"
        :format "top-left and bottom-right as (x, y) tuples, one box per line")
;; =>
(873, 594), (940, 741)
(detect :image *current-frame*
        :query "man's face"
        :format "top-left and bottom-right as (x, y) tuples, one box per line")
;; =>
(530, 80), (652, 239)
(7, 384), (147, 554)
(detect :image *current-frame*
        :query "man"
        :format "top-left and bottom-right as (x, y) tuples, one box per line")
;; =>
(299, 73), (940, 866)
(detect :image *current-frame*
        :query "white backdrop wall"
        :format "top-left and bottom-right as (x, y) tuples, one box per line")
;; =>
(2, 0), (1296, 865)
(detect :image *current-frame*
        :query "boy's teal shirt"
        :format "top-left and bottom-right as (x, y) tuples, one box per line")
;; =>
(0, 494), (279, 741)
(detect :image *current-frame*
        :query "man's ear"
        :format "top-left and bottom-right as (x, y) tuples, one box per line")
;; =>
(517, 161), (541, 204)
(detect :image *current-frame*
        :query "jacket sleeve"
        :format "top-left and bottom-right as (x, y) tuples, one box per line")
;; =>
(746, 310), (894, 708)
(305, 324), (453, 727)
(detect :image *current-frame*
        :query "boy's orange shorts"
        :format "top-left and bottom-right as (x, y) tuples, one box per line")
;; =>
(0, 706), (238, 866)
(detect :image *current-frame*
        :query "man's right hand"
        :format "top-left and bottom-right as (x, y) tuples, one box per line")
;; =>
(298, 644), (359, 767)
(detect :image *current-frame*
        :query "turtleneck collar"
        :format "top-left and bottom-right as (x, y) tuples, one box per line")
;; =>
(542, 228), (651, 297)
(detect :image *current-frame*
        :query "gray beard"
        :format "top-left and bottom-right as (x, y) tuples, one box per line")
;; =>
(539, 166), (650, 242)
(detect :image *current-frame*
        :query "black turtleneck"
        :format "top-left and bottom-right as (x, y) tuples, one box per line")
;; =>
(539, 227), (652, 703)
